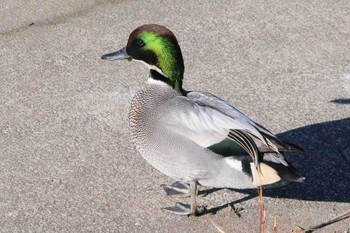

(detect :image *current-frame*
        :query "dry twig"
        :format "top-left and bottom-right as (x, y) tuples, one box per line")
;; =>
(295, 210), (350, 233)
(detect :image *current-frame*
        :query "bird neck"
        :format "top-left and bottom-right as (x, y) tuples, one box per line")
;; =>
(150, 70), (185, 95)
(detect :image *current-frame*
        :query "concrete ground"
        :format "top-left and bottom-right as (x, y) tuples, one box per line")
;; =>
(1, 0), (350, 232)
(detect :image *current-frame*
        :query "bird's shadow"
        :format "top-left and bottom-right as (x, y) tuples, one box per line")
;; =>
(330, 98), (350, 105)
(200, 117), (350, 215)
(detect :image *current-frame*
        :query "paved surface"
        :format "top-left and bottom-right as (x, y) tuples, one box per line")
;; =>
(1, 0), (350, 232)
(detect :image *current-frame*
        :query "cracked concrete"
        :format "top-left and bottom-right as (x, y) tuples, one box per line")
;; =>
(1, 0), (350, 232)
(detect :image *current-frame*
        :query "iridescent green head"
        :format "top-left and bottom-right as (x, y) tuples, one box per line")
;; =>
(102, 24), (185, 90)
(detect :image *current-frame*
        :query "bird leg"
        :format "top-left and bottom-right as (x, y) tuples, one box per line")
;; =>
(163, 181), (205, 216)
(190, 181), (198, 215)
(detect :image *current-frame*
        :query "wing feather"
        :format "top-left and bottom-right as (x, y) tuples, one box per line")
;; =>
(228, 129), (260, 169)
(162, 90), (301, 169)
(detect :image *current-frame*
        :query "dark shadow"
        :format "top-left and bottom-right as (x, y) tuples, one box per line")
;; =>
(330, 98), (350, 105)
(265, 117), (350, 202)
(203, 194), (256, 215)
(200, 118), (350, 214)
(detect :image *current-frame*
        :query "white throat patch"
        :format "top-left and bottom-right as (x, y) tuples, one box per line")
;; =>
(134, 59), (168, 78)
(147, 78), (167, 85)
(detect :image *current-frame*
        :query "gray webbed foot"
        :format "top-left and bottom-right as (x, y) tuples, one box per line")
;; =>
(162, 181), (190, 198)
(162, 181), (204, 216)
(163, 202), (206, 216)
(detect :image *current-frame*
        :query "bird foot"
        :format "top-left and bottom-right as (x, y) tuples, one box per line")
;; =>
(162, 181), (190, 198)
(163, 202), (206, 216)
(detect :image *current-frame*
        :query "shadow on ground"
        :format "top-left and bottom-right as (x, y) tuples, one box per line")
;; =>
(201, 117), (350, 214)
(330, 98), (350, 105)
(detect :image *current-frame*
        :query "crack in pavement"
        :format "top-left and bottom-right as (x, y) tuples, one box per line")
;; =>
(0, 0), (131, 36)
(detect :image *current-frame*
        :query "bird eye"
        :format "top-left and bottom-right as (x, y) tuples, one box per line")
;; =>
(136, 39), (145, 47)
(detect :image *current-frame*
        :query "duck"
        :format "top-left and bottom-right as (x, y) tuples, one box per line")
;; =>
(101, 24), (304, 216)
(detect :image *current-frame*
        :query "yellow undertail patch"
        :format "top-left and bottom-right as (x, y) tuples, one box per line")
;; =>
(250, 163), (281, 186)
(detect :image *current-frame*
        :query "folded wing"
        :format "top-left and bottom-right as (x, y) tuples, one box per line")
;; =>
(162, 91), (302, 170)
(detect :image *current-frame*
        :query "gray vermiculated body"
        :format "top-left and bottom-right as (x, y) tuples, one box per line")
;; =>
(128, 80), (254, 189)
